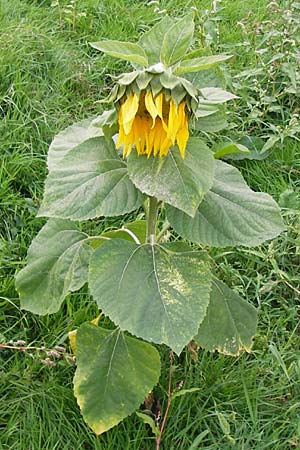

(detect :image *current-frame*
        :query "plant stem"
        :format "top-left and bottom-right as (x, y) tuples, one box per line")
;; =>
(156, 351), (174, 450)
(157, 221), (171, 243)
(0, 343), (64, 352)
(146, 196), (159, 244)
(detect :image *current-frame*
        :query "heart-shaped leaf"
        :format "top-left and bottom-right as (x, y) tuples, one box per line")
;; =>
(39, 136), (144, 220)
(195, 279), (258, 355)
(166, 160), (286, 247)
(89, 239), (212, 355)
(47, 118), (103, 171)
(16, 219), (92, 314)
(74, 323), (161, 434)
(128, 137), (215, 217)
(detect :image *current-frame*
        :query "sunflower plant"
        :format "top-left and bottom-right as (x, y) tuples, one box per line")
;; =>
(16, 14), (285, 439)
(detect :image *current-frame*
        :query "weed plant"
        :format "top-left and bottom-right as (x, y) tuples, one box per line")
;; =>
(204, 0), (300, 155)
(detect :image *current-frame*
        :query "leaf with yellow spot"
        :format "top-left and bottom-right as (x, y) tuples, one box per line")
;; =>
(68, 314), (102, 354)
(73, 323), (161, 434)
(194, 279), (258, 355)
(89, 239), (212, 355)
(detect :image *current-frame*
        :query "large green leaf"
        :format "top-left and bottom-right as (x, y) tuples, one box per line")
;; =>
(127, 138), (215, 217)
(90, 40), (148, 67)
(15, 219), (92, 315)
(89, 239), (212, 355)
(38, 136), (144, 220)
(166, 160), (286, 247)
(47, 118), (103, 171)
(190, 108), (228, 132)
(74, 323), (161, 434)
(194, 279), (257, 355)
(174, 54), (232, 75)
(160, 14), (194, 66)
(139, 16), (175, 65)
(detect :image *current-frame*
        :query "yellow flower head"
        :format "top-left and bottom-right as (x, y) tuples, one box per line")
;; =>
(116, 90), (189, 158)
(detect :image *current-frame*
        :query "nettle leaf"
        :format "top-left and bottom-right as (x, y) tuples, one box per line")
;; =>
(174, 54), (233, 75)
(38, 136), (144, 220)
(225, 136), (268, 161)
(139, 16), (175, 65)
(74, 323), (161, 435)
(195, 279), (258, 355)
(160, 14), (194, 66)
(128, 138), (215, 217)
(136, 412), (160, 437)
(89, 239), (212, 355)
(15, 219), (92, 315)
(47, 118), (103, 171)
(213, 141), (250, 159)
(166, 160), (286, 247)
(90, 40), (148, 67)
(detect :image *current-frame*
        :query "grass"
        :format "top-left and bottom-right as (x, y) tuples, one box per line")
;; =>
(1, 0), (300, 448)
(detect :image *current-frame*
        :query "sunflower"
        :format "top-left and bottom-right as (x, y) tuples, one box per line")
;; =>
(116, 90), (189, 158)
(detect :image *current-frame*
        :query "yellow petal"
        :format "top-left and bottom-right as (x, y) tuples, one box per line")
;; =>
(167, 99), (180, 144)
(155, 93), (163, 118)
(178, 101), (186, 127)
(123, 143), (132, 157)
(160, 135), (172, 157)
(153, 121), (163, 156)
(121, 93), (139, 135)
(176, 117), (189, 158)
(148, 119), (157, 155)
(145, 91), (158, 128)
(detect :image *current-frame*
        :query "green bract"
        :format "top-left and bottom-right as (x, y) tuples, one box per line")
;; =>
(16, 13), (285, 437)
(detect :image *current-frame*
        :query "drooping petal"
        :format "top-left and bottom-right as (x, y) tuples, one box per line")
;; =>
(116, 89), (189, 158)
(155, 93), (163, 119)
(176, 116), (189, 158)
(153, 121), (164, 156)
(145, 91), (158, 128)
(121, 92), (139, 135)
(160, 135), (172, 157)
(167, 99), (181, 145)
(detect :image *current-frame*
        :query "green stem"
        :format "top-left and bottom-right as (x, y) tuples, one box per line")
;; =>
(146, 196), (159, 244)
(156, 351), (174, 450)
(157, 220), (171, 243)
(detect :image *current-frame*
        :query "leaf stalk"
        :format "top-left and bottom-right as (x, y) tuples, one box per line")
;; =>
(146, 196), (160, 244)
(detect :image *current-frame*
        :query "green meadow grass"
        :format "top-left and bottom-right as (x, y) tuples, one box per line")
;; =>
(1, 0), (300, 449)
